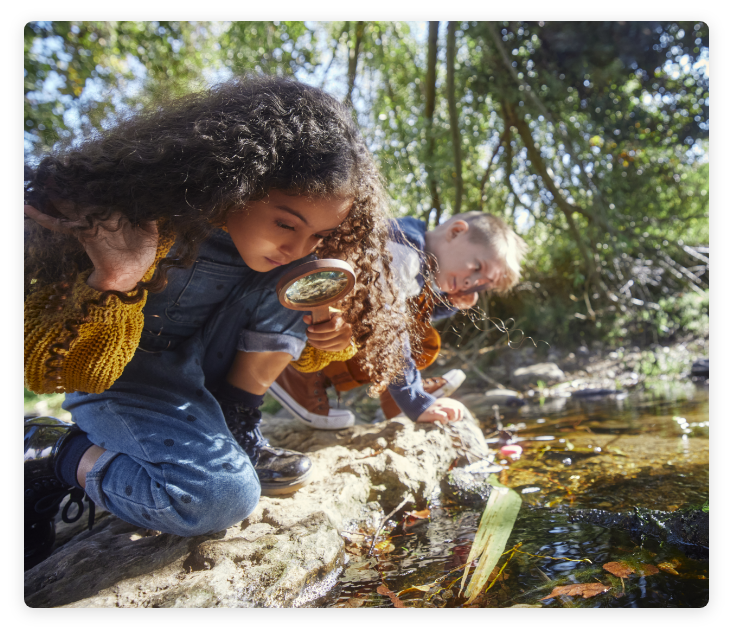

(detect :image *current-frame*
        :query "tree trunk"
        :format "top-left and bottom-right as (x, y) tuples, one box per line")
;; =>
(346, 21), (366, 107)
(446, 21), (463, 216)
(424, 20), (441, 222)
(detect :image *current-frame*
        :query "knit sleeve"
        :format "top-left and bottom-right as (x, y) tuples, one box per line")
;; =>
(289, 342), (358, 373)
(24, 231), (176, 395)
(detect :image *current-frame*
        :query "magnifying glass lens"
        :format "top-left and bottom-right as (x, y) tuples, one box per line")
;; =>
(285, 270), (350, 306)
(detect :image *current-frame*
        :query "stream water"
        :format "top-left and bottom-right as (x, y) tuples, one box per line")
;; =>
(323, 382), (709, 608)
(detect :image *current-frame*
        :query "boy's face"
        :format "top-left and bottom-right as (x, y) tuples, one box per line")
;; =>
(226, 191), (352, 272)
(429, 220), (504, 295)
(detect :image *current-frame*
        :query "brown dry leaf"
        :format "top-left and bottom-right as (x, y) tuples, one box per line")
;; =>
(346, 597), (366, 607)
(602, 561), (635, 579)
(409, 509), (431, 519)
(376, 584), (405, 608)
(542, 583), (610, 600)
(657, 562), (680, 576)
(638, 564), (660, 577)
(489, 565), (509, 583)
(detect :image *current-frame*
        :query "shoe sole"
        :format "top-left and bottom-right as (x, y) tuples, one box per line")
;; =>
(260, 471), (313, 496)
(431, 369), (466, 399)
(268, 382), (355, 430)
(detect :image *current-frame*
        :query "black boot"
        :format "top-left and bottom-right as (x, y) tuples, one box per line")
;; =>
(217, 401), (313, 496)
(24, 417), (95, 570)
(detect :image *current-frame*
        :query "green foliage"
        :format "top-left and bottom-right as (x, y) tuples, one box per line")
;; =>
(24, 21), (709, 348)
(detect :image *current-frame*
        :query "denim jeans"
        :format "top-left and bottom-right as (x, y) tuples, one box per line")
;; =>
(64, 228), (311, 536)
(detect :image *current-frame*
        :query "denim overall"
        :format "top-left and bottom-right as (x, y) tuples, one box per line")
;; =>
(63, 228), (310, 536)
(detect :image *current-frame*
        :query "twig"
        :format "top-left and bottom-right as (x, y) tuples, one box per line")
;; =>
(368, 494), (413, 555)
(454, 350), (506, 389)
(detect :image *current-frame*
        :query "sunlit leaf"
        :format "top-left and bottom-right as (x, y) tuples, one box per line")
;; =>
(373, 539), (395, 554)
(460, 474), (522, 604)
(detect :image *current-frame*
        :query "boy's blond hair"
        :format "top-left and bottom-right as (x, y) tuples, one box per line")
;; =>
(452, 211), (528, 293)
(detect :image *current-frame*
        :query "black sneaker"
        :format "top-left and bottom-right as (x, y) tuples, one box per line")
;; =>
(24, 417), (95, 570)
(217, 401), (313, 496)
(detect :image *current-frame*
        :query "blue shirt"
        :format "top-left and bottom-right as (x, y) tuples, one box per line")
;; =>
(385, 217), (458, 420)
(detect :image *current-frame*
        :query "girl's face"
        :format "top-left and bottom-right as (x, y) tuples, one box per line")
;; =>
(227, 191), (352, 272)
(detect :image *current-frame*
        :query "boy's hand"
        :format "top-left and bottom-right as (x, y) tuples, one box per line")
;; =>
(25, 204), (158, 293)
(447, 291), (479, 310)
(417, 397), (465, 423)
(304, 311), (353, 352)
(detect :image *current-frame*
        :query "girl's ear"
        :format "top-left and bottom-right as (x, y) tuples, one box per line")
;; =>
(448, 219), (469, 240)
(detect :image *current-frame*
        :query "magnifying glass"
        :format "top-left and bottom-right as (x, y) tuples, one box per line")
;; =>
(276, 259), (356, 324)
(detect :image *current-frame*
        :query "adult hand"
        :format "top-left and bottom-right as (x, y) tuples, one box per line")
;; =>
(416, 397), (465, 423)
(25, 204), (158, 292)
(304, 310), (353, 352)
(447, 291), (479, 310)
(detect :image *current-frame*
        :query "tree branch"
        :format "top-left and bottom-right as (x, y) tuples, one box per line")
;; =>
(446, 21), (463, 215)
(346, 21), (366, 107)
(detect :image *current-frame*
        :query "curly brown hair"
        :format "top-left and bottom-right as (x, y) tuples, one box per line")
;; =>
(25, 75), (409, 393)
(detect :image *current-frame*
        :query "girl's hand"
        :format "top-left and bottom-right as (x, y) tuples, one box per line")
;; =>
(304, 311), (353, 352)
(447, 291), (479, 310)
(416, 397), (465, 423)
(25, 204), (158, 292)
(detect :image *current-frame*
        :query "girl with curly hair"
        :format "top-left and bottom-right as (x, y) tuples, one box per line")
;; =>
(24, 76), (409, 569)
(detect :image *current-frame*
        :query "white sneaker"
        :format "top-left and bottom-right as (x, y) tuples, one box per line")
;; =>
(268, 381), (356, 430)
(425, 369), (466, 399)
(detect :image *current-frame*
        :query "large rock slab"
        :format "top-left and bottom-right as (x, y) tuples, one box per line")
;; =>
(511, 362), (565, 388)
(25, 412), (488, 608)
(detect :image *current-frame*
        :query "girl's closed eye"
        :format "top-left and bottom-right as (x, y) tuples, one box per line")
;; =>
(275, 220), (328, 240)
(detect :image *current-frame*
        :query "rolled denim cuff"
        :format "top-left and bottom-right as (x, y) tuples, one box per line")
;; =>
(237, 329), (306, 360)
(83, 450), (120, 512)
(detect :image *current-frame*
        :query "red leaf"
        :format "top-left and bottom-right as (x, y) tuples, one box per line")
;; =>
(542, 583), (610, 600)
(376, 584), (405, 608)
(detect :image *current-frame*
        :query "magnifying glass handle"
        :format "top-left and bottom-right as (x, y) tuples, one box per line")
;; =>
(310, 305), (332, 325)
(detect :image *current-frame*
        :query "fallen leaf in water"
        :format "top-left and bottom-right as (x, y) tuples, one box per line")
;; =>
(542, 583), (610, 600)
(657, 562), (679, 576)
(407, 509), (431, 519)
(603, 561), (635, 579)
(376, 584), (405, 608)
(373, 540), (395, 554)
(638, 564), (660, 577)
(346, 597), (365, 607)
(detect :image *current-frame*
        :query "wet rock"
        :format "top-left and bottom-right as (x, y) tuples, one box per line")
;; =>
(691, 358), (709, 378)
(511, 363), (565, 389)
(25, 412), (489, 607)
(458, 390), (525, 417)
(440, 467), (493, 508)
(568, 507), (709, 559)
(570, 388), (628, 400)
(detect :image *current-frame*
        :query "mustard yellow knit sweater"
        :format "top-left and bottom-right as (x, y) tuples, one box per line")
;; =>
(25, 231), (355, 395)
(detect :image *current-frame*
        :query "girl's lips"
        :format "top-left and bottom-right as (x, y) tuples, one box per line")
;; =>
(265, 257), (285, 267)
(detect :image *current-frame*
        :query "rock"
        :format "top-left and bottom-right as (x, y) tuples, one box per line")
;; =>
(440, 467), (493, 508)
(511, 363), (565, 388)
(25, 412), (489, 608)
(570, 388), (627, 401)
(458, 390), (525, 417)
(691, 358), (709, 378)
(568, 507), (709, 559)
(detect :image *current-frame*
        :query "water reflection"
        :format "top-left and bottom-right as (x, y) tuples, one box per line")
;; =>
(326, 385), (709, 608)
